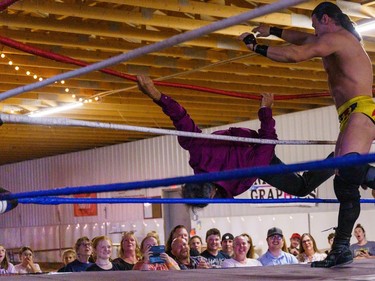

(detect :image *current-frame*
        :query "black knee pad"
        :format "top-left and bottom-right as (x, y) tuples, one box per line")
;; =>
(334, 175), (360, 203)
(338, 153), (369, 185)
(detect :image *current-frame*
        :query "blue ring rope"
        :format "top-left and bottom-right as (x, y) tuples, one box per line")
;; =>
(2, 152), (375, 201)
(17, 197), (375, 205)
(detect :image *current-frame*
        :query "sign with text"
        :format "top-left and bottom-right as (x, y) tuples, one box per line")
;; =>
(248, 178), (317, 207)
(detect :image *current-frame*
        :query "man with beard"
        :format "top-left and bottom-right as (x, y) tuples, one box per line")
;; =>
(171, 237), (209, 269)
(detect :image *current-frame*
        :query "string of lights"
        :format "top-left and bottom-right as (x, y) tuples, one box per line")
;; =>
(0, 51), (101, 116)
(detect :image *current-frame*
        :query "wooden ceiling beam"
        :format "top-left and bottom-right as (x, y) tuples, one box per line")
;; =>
(9, 1), (249, 36)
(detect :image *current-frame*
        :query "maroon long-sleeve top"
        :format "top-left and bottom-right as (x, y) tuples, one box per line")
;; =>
(155, 94), (277, 198)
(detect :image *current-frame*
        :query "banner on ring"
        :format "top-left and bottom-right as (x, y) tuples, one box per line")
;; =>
(245, 178), (317, 207)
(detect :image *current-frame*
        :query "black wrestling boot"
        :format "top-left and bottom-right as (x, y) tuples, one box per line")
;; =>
(0, 187), (18, 214)
(311, 239), (353, 268)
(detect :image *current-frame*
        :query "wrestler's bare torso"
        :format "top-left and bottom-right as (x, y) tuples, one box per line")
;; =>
(321, 29), (373, 108)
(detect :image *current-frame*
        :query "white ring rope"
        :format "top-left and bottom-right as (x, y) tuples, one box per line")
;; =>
(0, 0), (309, 101)
(0, 113), (336, 145)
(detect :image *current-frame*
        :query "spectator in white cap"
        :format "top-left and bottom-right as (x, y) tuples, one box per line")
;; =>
(288, 233), (301, 256)
(220, 233), (234, 257)
(258, 227), (298, 266)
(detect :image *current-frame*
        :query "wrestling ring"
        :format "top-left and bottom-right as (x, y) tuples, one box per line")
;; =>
(1, 0), (375, 279)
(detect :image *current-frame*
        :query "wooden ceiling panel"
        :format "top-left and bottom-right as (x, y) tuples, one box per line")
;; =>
(0, 0), (374, 165)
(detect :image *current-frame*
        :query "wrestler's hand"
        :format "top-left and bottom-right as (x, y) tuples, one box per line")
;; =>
(261, 93), (274, 108)
(238, 32), (257, 51)
(252, 24), (271, 37)
(136, 75), (162, 101)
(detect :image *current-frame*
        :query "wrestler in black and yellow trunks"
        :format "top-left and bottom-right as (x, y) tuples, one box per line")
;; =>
(338, 96), (375, 132)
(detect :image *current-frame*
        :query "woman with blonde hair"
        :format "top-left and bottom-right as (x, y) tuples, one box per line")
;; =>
(133, 232), (179, 271)
(86, 236), (121, 271)
(112, 231), (141, 270)
(297, 233), (326, 264)
(0, 245), (15, 274)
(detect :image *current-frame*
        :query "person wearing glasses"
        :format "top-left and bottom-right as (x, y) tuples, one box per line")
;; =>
(60, 236), (93, 272)
(258, 227), (298, 266)
(297, 233), (327, 264)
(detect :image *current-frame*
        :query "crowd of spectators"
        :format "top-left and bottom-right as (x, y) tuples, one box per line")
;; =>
(1, 223), (374, 274)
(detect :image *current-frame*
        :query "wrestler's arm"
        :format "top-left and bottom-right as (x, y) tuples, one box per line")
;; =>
(252, 94), (277, 165)
(266, 34), (336, 63)
(136, 75), (202, 150)
(252, 24), (316, 45)
(137, 75), (162, 101)
(243, 32), (338, 63)
(258, 93), (277, 140)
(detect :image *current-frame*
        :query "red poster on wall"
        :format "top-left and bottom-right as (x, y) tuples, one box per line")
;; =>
(74, 193), (98, 217)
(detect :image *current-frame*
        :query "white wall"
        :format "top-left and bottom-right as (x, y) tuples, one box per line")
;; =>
(192, 209), (375, 256)
(0, 104), (374, 262)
